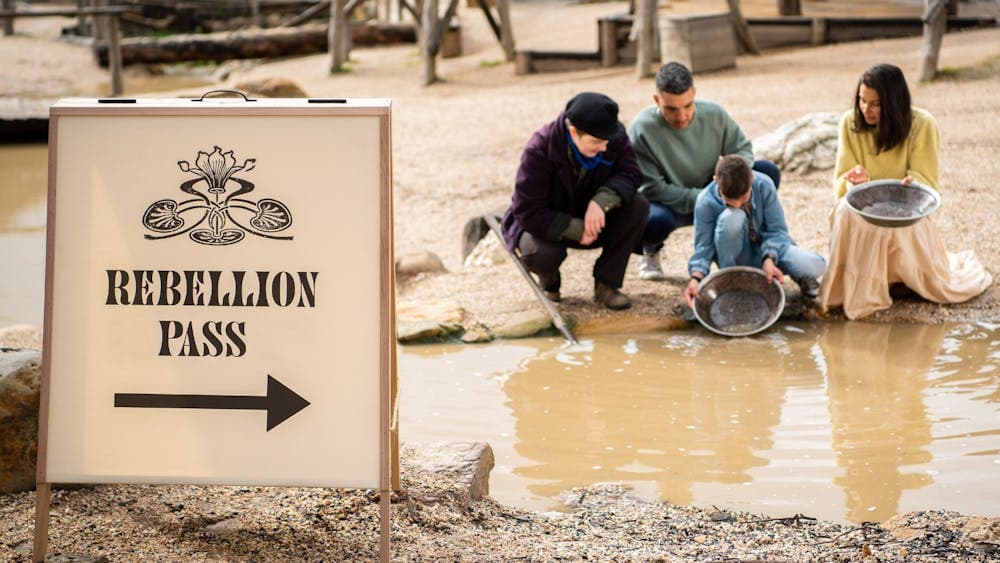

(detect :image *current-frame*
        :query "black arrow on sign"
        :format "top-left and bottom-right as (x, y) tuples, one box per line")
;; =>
(114, 375), (310, 431)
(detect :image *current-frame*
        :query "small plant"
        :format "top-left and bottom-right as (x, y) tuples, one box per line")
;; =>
(479, 59), (503, 68)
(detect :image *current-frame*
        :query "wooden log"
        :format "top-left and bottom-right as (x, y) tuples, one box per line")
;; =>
(93, 22), (415, 66)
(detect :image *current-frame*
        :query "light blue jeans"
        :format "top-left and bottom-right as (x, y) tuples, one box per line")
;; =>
(715, 207), (827, 279)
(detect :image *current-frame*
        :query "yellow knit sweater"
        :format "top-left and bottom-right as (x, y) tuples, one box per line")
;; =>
(833, 107), (940, 198)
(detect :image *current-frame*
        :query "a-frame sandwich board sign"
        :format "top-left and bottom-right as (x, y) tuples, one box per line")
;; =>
(35, 94), (396, 562)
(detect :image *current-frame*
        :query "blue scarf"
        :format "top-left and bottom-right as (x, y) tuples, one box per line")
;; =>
(566, 125), (615, 170)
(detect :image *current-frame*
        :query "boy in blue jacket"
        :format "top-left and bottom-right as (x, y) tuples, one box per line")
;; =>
(684, 155), (826, 307)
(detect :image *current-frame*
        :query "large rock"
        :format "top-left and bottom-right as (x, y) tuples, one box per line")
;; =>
(491, 310), (552, 339)
(397, 300), (465, 343)
(0, 349), (42, 493)
(396, 251), (447, 278)
(753, 112), (840, 173)
(463, 234), (508, 268)
(404, 441), (495, 504)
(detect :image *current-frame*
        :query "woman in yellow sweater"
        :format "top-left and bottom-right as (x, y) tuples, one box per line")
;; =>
(818, 63), (991, 319)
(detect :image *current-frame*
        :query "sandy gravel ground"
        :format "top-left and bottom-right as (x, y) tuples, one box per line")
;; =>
(209, 9), (1000, 330)
(1, 3), (999, 561)
(2, 3), (998, 331)
(1, 458), (998, 562)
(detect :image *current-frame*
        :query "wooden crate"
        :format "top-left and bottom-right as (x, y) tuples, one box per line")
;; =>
(659, 12), (736, 73)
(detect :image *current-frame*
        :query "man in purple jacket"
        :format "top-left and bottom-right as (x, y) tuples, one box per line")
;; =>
(501, 92), (648, 310)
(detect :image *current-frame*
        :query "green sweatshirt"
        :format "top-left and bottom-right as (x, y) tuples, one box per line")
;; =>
(627, 100), (753, 214)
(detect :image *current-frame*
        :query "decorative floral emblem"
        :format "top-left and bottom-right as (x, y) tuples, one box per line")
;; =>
(142, 146), (293, 245)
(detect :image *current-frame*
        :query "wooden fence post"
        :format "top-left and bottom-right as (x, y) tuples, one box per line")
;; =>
(600, 18), (618, 67)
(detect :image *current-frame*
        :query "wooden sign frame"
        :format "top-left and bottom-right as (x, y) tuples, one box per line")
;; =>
(32, 93), (399, 561)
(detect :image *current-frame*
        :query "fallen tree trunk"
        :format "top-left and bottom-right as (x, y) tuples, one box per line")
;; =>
(94, 21), (416, 66)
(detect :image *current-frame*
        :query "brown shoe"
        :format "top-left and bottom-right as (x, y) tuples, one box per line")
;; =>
(594, 280), (631, 310)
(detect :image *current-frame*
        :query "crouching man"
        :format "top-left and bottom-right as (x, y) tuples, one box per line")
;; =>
(501, 92), (648, 310)
(684, 155), (826, 307)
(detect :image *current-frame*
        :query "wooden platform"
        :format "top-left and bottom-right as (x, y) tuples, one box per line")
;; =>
(514, 13), (997, 75)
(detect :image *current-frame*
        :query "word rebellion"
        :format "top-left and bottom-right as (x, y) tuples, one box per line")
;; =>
(105, 269), (320, 308)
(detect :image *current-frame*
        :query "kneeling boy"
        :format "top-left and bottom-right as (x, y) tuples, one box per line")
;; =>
(684, 155), (826, 307)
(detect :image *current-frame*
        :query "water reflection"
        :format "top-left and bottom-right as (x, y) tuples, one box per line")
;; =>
(398, 322), (999, 523)
(819, 323), (943, 521)
(504, 333), (821, 506)
(0, 144), (48, 327)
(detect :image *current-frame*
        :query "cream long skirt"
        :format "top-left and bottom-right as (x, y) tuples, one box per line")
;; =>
(818, 199), (992, 319)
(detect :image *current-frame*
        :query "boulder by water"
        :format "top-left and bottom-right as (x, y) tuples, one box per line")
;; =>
(396, 251), (448, 279)
(753, 112), (840, 173)
(0, 349), (42, 494)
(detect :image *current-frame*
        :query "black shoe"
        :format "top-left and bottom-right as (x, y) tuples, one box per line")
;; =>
(536, 271), (561, 302)
(594, 280), (631, 310)
(795, 276), (820, 299)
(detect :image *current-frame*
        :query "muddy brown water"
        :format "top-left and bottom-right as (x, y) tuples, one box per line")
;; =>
(3, 144), (998, 524)
(399, 323), (999, 524)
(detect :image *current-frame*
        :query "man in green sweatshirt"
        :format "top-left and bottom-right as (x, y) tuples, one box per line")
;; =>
(627, 62), (781, 281)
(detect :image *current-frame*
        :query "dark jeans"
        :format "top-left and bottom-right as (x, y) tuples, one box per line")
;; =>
(641, 159), (780, 253)
(518, 194), (649, 289)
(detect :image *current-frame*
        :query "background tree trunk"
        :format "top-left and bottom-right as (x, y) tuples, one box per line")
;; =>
(919, 0), (947, 82)
(329, 0), (347, 72)
(726, 0), (760, 55)
(496, 0), (515, 62)
(634, 0), (656, 79)
(421, 0), (438, 85)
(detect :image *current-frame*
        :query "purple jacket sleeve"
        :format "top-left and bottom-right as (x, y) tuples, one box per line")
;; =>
(510, 131), (573, 242)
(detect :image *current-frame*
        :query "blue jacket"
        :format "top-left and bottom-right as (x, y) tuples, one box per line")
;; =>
(688, 171), (794, 276)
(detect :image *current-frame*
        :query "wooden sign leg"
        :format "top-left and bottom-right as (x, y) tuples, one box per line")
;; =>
(32, 482), (52, 563)
(380, 489), (390, 562)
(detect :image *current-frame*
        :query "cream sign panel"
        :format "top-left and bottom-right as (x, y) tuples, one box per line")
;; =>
(44, 100), (390, 487)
